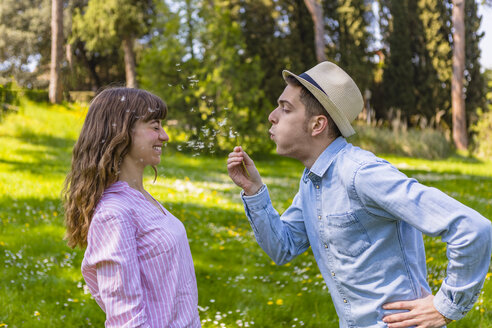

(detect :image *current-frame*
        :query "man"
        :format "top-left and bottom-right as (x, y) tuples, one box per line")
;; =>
(227, 61), (491, 328)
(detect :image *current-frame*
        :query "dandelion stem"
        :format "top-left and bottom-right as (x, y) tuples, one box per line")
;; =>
(242, 160), (250, 177)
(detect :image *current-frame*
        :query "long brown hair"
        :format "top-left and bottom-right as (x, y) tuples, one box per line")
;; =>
(63, 87), (167, 248)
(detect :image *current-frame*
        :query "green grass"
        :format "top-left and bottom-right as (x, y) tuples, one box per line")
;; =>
(0, 101), (491, 327)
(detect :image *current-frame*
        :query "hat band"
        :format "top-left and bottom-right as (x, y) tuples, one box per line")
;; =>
(299, 73), (327, 96)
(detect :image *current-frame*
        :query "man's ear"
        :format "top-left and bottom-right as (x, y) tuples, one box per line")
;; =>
(310, 115), (328, 137)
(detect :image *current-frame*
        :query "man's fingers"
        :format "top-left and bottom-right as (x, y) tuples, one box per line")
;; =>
(383, 311), (414, 323)
(385, 318), (419, 328)
(383, 300), (415, 310)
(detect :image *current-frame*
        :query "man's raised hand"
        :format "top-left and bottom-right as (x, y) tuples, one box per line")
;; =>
(227, 146), (263, 195)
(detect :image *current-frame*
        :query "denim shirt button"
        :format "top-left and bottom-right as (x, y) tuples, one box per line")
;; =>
(331, 271), (335, 276)
(324, 244), (328, 248)
(318, 215), (321, 220)
(343, 298), (348, 303)
(316, 185), (320, 189)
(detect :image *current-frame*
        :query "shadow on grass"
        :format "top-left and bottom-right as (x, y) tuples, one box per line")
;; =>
(1, 130), (74, 175)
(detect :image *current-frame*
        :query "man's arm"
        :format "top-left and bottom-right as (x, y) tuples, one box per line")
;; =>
(354, 161), (492, 325)
(227, 147), (310, 264)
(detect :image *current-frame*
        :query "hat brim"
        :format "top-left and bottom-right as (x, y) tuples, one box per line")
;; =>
(282, 70), (355, 137)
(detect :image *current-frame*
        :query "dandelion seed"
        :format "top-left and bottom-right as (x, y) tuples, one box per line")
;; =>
(120, 96), (126, 102)
(112, 123), (117, 128)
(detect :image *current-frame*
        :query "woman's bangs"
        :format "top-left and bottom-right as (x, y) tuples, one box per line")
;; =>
(140, 96), (167, 122)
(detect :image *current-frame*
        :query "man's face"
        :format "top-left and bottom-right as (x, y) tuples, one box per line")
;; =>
(268, 84), (312, 161)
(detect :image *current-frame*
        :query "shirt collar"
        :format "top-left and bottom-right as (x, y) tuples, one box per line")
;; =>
(303, 137), (347, 182)
(104, 180), (128, 194)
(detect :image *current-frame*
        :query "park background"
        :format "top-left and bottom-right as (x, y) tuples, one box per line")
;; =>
(1, 0), (492, 327)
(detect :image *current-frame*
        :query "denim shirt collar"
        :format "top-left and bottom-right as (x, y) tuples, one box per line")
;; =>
(303, 136), (347, 183)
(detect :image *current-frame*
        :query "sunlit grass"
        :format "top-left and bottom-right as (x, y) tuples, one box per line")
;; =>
(0, 101), (491, 327)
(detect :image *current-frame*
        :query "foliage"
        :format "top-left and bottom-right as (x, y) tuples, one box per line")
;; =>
(140, 0), (272, 155)
(471, 108), (492, 160)
(0, 0), (488, 154)
(464, 0), (486, 126)
(0, 82), (21, 107)
(379, 0), (453, 124)
(1, 101), (492, 327)
(0, 0), (51, 86)
(324, 0), (375, 93)
(71, 0), (152, 53)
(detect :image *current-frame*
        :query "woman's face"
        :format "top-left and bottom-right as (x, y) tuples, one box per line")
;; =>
(126, 119), (169, 168)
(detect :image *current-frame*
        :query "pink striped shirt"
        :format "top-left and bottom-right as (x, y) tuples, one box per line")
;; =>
(82, 181), (200, 327)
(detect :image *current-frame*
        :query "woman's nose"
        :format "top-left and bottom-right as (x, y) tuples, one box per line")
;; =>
(159, 128), (169, 142)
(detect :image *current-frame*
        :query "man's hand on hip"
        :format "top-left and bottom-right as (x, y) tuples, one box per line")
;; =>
(382, 294), (452, 328)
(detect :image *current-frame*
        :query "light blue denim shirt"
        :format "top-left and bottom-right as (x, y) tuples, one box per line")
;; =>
(241, 137), (491, 328)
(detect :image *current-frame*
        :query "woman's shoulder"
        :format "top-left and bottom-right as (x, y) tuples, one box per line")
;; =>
(93, 181), (137, 222)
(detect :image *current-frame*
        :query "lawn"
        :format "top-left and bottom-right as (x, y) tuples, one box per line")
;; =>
(0, 101), (491, 327)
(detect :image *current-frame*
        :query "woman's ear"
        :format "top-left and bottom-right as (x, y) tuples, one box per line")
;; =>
(310, 115), (329, 137)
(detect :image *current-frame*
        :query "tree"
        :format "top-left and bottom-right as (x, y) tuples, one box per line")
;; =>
(381, 0), (415, 122)
(452, 0), (467, 150)
(72, 0), (154, 88)
(418, 0), (452, 127)
(327, 0), (375, 94)
(464, 0), (485, 124)
(304, 0), (327, 62)
(49, 0), (63, 103)
(0, 0), (51, 86)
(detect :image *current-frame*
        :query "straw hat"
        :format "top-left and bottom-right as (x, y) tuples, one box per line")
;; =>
(282, 61), (363, 137)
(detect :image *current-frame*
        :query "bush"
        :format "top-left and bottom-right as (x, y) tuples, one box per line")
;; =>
(0, 83), (21, 120)
(0, 82), (21, 106)
(24, 89), (49, 102)
(348, 123), (453, 159)
(471, 109), (492, 160)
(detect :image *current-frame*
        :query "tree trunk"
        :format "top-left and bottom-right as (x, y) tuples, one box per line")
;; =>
(49, 0), (63, 103)
(451, 0), (467, 150)
(122, 36), (138, 88)
(303, 0), (327, 62)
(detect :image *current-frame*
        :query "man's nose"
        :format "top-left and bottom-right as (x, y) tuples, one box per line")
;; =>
(268, 107), (278, 124)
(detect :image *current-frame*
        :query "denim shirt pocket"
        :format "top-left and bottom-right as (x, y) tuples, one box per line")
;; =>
(322, 212), (371, 257)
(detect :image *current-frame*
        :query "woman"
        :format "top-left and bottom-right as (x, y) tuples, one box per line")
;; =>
(63, 88), (200, 327)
